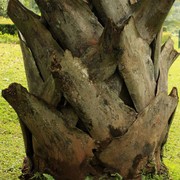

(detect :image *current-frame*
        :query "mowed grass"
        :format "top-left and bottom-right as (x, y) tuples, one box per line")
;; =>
(0, 17), (13, 24)
(0, 43), (26, 179)
(0, 38), (179, 179)
(164, 37), (180, 180)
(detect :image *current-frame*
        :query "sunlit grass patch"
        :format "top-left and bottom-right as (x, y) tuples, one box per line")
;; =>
(0, 16), (13, 24)
(0, 43), (26, 179)
(164, 36), (180, 180)
(0, 33), (19, 44)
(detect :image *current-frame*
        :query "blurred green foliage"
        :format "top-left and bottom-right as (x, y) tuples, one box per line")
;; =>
(162, 31), (171, 45)
(0, 32), (19, 43)
(0, 24), (17, 35)
(0, 0), (8, 17)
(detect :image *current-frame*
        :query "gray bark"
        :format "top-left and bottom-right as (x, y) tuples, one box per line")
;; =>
(2, 0), (179, 179)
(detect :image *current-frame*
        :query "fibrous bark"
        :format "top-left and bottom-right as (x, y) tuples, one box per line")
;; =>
(2, 83), (95, 179)
(52, 50), (137, 140)
(91, 0), (132, 26)
(118, 17), (156, 112)
(35, 0), (103, 57)
(99, 88), (178, 178)
(133, 0), (175, 44)
(2, 0), (179, 179)
(157, 38), (179, 94)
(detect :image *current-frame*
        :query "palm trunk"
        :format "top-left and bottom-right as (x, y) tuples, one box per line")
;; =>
(2, 0), (179, 179)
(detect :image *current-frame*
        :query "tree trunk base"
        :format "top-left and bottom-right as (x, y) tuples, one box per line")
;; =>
(2, 84), (178, 179)
(3, 0), (179, 179)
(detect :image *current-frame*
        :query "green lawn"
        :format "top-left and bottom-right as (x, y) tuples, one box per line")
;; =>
(0, 17), (13, 24)
(0, 43), (26, 179)
(0, 39), (179, 179)
(163, 37), (180, 179)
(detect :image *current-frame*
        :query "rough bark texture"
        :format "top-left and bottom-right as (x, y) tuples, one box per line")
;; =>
(2, 0), (179, 179)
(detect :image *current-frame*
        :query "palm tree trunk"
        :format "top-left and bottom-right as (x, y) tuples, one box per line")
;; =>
(2, 0), (179, 179)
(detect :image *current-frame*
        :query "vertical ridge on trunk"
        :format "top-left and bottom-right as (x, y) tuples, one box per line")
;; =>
(157, 38), (179, 94)
(151, 28), (162, 81)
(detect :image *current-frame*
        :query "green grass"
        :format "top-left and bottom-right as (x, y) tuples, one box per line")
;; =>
(0, 37), (179, 179)
(0, 32), (19, 44)
(0, 43), (26, 179)
(163, 36), (180, 180)
(0, 16), (13, 24)
(0, 16), (18, 44)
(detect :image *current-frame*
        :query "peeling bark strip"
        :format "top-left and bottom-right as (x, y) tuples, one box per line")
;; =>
(99, 90), (178, 178)
(52, 50), (137, 141)
(8, 0), (65, 106)
(2, 83), (95, 179)
(130, 0), (138, 5)
(18, 33), (44, 95)
(152, 28), (162, 81)
(8, 0), (64, 82)
(82, 20), (122, 81)
(19, 34), (62, 106)
(134, 0), (175, 44)
(91, 0), (132, 26)
(35, 0), (103, 57)
(118, 18), (156, 112)
(157, 38), (179, 94)
(4, 0), (179, 179)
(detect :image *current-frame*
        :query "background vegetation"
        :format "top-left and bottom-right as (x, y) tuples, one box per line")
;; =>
(164, 0), (180, 36)
(0, 1), (179, 179)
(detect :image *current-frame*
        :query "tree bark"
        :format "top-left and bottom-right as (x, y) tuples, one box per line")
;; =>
(2, 83), (95, 179)
(2, 0), (179, 179)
